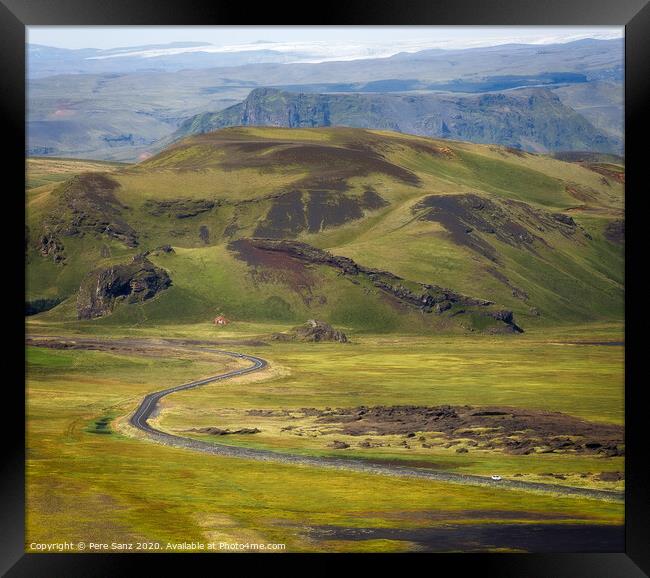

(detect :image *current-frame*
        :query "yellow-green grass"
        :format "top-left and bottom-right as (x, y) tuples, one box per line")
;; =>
(27, 322), (624, 488)
(26, 315), (623, 343)
(25, 129), (625, 550)
(151, 330), (623, 489)
(149, 332), (624, 423)
(27, 157), (126, 191)
(113, 167), (308, 203)
(26, 341), (623, 552)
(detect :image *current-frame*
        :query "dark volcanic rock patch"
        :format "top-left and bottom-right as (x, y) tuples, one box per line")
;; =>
(253, 188), (389, 238)
(38, 174), (138, 263)
(229, 238), (316, 295)
(413, 193), (582, 262)
(199, 225), (210, 244)
(187, 427), (261, 435)
(360, 186), (390, 210)
(254, 190), (307, 238)
(485, 267), (529, 301)
(604, 219), (624, 244)
(218, 141), (422, 189)
(76, 255), (172, 319)
(283, 405), (624, 456)
(413, 194), (528, 261)
(305, 191), (365, 233)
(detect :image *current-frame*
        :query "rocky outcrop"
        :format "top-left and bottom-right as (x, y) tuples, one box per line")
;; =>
(328, 440), (350, 449)
(143, 198), (218, 218)
(271, 404), (624, 456)
(37, 231), (66, 263)
(143, 244), (175, 256)
(76, 255), (171, 319)
(240, 238), (490, 311)
(486, 310), (524, 334)
(272, 319), (348, 343)
(186, 427), (260, 435)
(59, 173), (138, 246)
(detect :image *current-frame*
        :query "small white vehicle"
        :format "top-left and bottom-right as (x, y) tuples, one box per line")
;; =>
(491, 475), (502, 481)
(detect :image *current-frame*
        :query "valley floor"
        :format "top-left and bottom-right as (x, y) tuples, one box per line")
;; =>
(25, 320), (624, 553)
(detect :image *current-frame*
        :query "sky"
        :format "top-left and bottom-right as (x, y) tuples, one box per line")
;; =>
(27, 26), (623, 63)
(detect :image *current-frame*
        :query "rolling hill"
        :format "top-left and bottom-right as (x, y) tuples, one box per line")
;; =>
(26, 127), (624, 333)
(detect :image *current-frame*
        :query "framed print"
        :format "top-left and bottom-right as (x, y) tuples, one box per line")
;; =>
(3, 0), (648, 574)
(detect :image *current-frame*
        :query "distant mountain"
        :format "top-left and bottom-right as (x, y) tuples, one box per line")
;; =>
(272, 72), (590, 94)
(27, 38), (623, 160)
(28, 37), (623, 81)
(171, 87), (622, 154)
(553, 80), (624, 140)
(27, 43), (303, 78)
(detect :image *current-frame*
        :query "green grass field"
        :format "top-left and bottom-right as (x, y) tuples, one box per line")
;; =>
(26, 320), (624, 552)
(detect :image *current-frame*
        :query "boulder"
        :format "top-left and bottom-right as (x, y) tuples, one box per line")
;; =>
(329, 440), (350, 449)
(272, 319), (348, 343)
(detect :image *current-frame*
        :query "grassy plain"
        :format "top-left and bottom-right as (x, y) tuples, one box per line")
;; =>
(152, 327), (624, 490)
(26, 319), (624, 552)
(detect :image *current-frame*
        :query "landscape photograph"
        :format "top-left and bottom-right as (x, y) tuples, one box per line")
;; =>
(25, 25), (625, 553)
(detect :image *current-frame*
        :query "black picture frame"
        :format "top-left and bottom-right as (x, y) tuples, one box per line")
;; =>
(4, 1), (647, 575)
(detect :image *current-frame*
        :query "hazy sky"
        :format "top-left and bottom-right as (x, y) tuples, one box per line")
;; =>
(27, 26), (623, 63)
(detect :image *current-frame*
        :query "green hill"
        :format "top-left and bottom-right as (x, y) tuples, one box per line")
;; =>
(26, 127), (624, 332)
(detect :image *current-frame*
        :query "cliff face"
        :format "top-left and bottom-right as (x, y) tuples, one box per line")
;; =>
(173, 87), (621, 154)
(76, 255), (171, 319)
(241, 88), (332, 128)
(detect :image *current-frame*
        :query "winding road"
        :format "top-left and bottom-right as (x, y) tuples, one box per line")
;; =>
(126, 346), (624, 503)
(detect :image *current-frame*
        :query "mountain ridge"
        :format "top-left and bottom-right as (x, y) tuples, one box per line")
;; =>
(170, 87), (621, 155)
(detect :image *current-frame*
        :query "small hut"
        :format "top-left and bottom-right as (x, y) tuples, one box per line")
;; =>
(213, 315), (230, 326)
